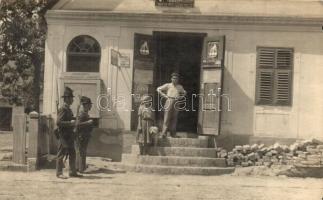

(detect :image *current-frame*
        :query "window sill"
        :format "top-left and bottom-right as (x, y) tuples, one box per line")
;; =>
(255, 105), (293, 114)
(61, 72), (100, 80)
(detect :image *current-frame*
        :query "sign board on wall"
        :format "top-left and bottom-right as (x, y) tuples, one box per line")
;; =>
(119, 53), (130, 68)
(155, 0), (194, 7)
(110, 49), (130, 68)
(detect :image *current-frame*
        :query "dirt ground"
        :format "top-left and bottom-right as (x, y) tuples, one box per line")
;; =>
(0, 162), (323, 200)
(1, 133), (323, 200)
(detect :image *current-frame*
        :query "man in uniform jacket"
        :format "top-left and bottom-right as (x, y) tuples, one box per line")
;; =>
(75, 96), (93, 173)
(56, 87), (82, 179)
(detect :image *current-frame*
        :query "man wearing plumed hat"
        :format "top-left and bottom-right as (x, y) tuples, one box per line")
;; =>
(56, 87), (82, 179)
(157, 72), (187, 138)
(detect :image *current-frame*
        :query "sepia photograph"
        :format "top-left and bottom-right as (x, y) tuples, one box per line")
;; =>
(0, 0), (323, 199)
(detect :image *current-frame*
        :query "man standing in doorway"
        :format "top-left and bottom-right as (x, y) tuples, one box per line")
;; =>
(157, 72), (186, 138)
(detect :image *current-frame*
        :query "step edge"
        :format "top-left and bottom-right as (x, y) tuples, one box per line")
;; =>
(123, 154), (225, 161)
(131, 145), (217, 151)
(113, 163), (234, 170)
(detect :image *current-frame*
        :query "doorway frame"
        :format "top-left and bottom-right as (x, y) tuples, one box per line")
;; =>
(152, 31), (207, 133)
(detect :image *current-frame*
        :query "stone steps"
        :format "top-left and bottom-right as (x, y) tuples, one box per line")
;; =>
(119, 136), (234, 175)
(122, 154), (226, 167)
(157, 137), (209, 148)
(131, 145), (217, 158)
(109, 162), (234, 175)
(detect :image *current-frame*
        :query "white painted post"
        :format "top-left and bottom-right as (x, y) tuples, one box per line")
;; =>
(12, 114), (27, 164)
(27, 111), (39, 171)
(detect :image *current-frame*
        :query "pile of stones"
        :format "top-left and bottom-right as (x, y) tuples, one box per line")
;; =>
(217, 138), (323, 167)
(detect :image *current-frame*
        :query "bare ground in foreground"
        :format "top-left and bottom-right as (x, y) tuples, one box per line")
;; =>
(0, 162), (322, 200)
(0, 134), (322, 200)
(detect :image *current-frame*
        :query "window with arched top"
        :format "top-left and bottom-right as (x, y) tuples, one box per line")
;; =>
(66, 35), (101, 72)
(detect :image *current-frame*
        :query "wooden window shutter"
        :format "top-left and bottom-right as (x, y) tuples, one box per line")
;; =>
(256, 69), (274, 104)
(274, 49), (293, 105)
(274, 70), (292, 105)
(256, 47), (275, 104)
(276, 49), (293, 69)
(258, 48), (275, 69)
(256, 47), (293, 106)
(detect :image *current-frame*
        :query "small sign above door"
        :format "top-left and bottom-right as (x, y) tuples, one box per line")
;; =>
(155, 0), (194, 7)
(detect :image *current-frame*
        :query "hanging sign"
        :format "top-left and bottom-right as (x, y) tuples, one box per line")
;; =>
(111, 49), (130, 68)
(119, 53), (130, 68)
(155, 0), (194, 7)
(111, 49), (119, 66)
(202, 41), (222, 68)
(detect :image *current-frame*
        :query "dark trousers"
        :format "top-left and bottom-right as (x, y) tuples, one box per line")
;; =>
(75, 136), (90, 172)
(56, 144), (76, 176)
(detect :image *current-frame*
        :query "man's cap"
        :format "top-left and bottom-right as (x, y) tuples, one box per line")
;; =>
(80, 96), (92, 105)
(171, 72), (180, 78)
(62, 87), (74, 98)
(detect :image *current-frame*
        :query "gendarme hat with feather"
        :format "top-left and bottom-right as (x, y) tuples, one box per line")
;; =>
(61, 87), (74, 98)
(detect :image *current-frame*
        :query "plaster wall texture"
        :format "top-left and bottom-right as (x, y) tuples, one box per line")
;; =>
(43, 7), (323, 139)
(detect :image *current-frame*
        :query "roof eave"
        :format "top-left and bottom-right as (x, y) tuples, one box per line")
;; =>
(45, 10), (323, 26)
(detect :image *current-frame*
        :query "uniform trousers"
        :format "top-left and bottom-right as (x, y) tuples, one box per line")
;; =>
(56, 142), (76, 176)
(75, 135), (91, 172)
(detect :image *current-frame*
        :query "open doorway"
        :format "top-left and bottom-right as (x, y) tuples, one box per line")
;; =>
(153, 32), (205, 134)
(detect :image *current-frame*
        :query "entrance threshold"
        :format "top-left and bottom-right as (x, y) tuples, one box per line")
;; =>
(176, 132), (199, 138)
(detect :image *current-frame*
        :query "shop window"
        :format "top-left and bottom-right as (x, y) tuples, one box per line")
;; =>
(256, 47), (293, 106)
(0, 107), (12, 131)
(66, 35), (101, 72)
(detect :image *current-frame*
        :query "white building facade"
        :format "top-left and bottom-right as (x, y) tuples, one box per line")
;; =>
(44, 0), (323, 147)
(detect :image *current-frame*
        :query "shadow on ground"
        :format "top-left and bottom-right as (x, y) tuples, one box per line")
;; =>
(85, 165), (126, 175)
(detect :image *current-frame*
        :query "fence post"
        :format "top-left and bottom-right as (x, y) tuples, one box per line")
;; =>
(48, 115), (58, 154)
(13, 114), (27, 164)
(27, 111), (39, 171)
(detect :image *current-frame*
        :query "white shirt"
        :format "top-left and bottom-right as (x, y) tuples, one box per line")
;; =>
(157, 83), (186, 98)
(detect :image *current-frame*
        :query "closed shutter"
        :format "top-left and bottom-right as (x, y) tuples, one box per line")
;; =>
(276, 49), (293, 69)
(256, 47), (293, 106)
(258, 48), (275, 68)
(256, 48), (275, 104)
(275, 49), (293, 105)
(274, 70), (292, 105)
(256, 69), (274, 104)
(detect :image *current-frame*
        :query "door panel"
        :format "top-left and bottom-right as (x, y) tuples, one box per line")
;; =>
(131, 33), (155, 131)
(199, 36), (225, 135)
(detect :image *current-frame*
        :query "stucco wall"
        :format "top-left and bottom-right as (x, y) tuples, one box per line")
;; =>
(221, 30), (323, 140)
(43, 19), (323, 139)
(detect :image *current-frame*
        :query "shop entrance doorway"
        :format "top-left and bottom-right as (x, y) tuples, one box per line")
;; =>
(153, 32), (205, 134)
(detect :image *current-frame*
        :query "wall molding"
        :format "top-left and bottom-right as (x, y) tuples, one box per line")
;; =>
(46, 10), (323, 27)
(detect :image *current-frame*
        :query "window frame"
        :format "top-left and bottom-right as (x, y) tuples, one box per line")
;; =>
(255, 46), (294, 106)
(66, 35), (101, 73)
